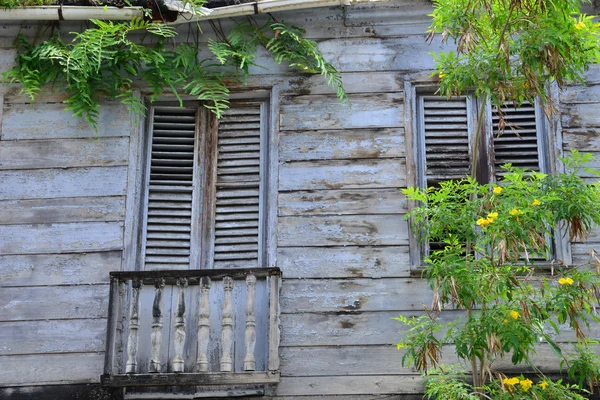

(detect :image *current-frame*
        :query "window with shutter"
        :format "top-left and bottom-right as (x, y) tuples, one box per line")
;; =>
(138, 98), (272, 271)
(409, 89), (565, 269)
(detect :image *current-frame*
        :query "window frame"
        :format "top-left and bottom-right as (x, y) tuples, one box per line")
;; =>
(124, 89), (280, 272)
(404, 78), (571, 272)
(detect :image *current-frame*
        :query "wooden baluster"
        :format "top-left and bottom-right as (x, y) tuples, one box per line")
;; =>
(220, 276), (234, 372)
(196, 276), (211, 372)
(243, 274), (257, 371)
(172, 277), (188, 373)
(148, 278), (165, 373)
(126, 278), (143, 374)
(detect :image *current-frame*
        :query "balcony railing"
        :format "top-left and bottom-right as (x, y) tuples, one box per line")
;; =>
(101, 268), (281, 387)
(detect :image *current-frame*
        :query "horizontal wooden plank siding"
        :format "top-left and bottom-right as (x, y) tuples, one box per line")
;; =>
(277, 375), (423, 396)
(277, 246), (410, 278)
(280, 278), (431, 313)
(0, 284), (109, 321)
(0, 197), (125, 225)
(0, 137), (129, 170)
(279, 189), (407, 216)
(0, 353), (104, 387)
(0, 251), (120, 287)
(279, 128), (405, 161)
(280, 94), (404, 131)
(0, 222), (123, 255)
(278, 215), (409, 247)
(0, 166), (128, 201)
(279, 159), (406, 191)
(2, 103), (131, 140)
(0, 319), (106, 355)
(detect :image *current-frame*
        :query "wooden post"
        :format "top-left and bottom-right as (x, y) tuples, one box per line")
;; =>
(116, 280), (128, 374)
(196, 276), (211, 372)
(268, 273), (281, 372)
(148, 278), (165, 373)
(126, 278), (143, 374)
(104, 277), (120, 376)
(172, 277), (188, 373)
(243, 274), (257, 371)
(220, 276), (234, 372)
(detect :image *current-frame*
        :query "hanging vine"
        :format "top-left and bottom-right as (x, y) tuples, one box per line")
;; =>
(3, 8), (346, 128)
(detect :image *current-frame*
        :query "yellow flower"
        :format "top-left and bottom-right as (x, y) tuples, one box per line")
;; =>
(575, 21), (585, 30)
(510, 311), (520, 320)
(488, 212), (498, 220)
(538, 381), (549, 390)
(520, 379), (533, 392)
(493, 186), (503, 194)
(532, 199), (541, 206)
(559, 277), (574, 285)
(439, 72), (446, 79)
(509, 209), (522, 216)
(476, 217), (489, 228)
(503, 377), (520, 386)
(396, 343), (405, 350)
(503, 319), (508, 324)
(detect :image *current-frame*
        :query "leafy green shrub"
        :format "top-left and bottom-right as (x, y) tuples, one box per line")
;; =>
(397, 151), (600, 398)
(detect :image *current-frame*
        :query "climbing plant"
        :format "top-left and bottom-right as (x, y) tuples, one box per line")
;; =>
(3, 8), (346, 128)
(397, 151), (600, 399)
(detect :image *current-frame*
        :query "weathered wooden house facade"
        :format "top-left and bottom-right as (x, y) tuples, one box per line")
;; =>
(1, 0), (600, 398)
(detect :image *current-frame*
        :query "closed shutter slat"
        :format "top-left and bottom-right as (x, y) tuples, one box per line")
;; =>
(213, 104), (263, 269)
(144, 106), (197, 269)
(493, 101), (541, 179)
(420, 95), (471, 186)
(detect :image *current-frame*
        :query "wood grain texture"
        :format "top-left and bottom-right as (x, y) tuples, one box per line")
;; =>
(278, 189), (407, 216)
(563, 128), (600, 151)
(559, 84), (600, 104)
(0, 284), (109, 321)
(0, 251), (120, 287)
(0, 353), (103, 387)
(280, 344), (580, 377)
(2, 103), (131, 140)
(561, 103), (600, 128)
(0, 166), (128, 201)
(0, 222), (123, 255)
(0, 383), (117, 400)
(280, 94), (403, 131)
(279, 128), (405, 162)
(0, 137), (129, 170)
(277, 71), (405, 96)
(0, 319), (106, 355)
(277, 246), (410, 279)
(0, 197), (125, 225)
(279, 159), (406, 191)
(280, 278), (431, 313)
(276, 375), (423, 396)
(278, 215), (409, 247)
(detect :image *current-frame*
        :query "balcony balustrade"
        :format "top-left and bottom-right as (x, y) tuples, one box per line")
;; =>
(101, 268), (281, 387)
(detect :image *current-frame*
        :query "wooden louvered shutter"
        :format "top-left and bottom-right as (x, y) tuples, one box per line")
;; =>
(142, 106), (199, 270)
(418, 95), (473, 186)
(211, 103), (266, 269)
(492, 100), (546, 179)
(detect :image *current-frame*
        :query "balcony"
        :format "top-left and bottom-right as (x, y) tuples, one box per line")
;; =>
(101, 268), (281, 388)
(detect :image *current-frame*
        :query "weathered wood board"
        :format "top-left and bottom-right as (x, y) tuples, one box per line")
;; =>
(0, 222), (123, 255)
(561, 103), (600, 129)
(0, 137), (129, 170)
(0, 319), (106, 355)
(1, 103), (131, 140)
(280, 94), (404, 131)
(278, 215), (409, 247)
(278, 189), (407, 216)
(280, 278), (431, 313)
(279, 159), (406, 191)
(279, 128), (405, 161)
(0, 197), (125, 225)
(0, 251), (120, 287)
(0, 167), (128, 201)
(277, 375), (424, 396)
(277, 246), (410, 279)
(563, 128), (600, 151)
(0, 284), (109, 321)
(0, 353), (104, 387)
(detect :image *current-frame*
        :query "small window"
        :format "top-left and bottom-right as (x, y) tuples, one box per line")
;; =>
(408, 88), (569, 270)
(138, 98), (274, 271)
